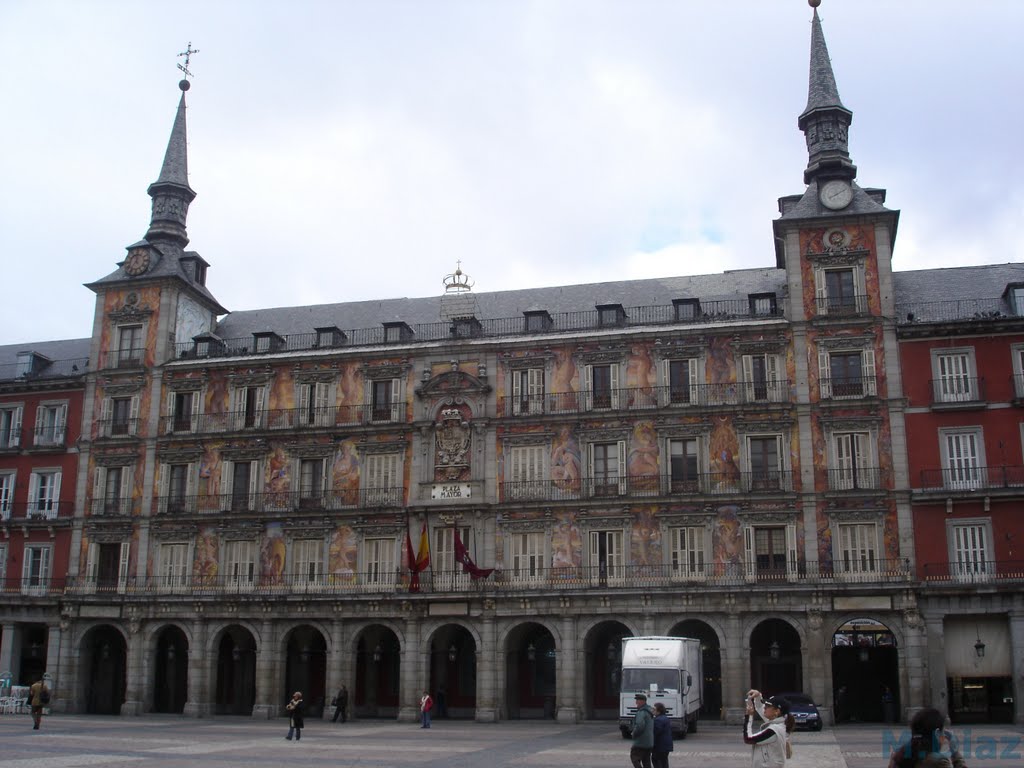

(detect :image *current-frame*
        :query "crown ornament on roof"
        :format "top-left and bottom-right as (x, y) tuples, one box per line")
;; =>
(443, 261), (474, 294)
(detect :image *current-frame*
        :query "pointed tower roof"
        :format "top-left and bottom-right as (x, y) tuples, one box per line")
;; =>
(797, 5), (856, 185)
(145, 80), (197, 248)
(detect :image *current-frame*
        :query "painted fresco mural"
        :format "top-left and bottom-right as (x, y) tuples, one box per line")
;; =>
(328, 525), (358, 583)
(713, 505), (743, 567)
(628, 421), (659, 492)
(98, 286), (163, 368)
(434, 402), (473, 483)
(265, 445), (291, 503)
(551, 425), (581, 494)
(625, 344), (656, 407)
(261, 522), (286, 585)
(630, 506), (661, 569)
(550, 511), (582, 572)
(551, 348), (577, 395)
(332, 439), (361, 504)
(194, 527), (218, 584)
(336, 361), (363, 423)
(205, 374), (229, 415)
(267, 368), (295, 414)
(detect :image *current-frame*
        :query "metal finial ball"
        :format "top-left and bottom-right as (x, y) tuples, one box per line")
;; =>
(809, 0), (821, 7)
(179, 79), (191, 92)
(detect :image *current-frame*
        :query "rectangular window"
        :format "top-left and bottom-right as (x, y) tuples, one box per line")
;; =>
(837, 523), (878, 576)
(242, 386), (264, 428)
(0, 406), (23, 448)
(755, 527), (787, 575)
(170, 390), (200, 433)
(433, 526), (472, 591)
(742, 354), (782, 403)
(506, 445), (545, 500)
(670, 527), (706, 579)
(298, 458), (326, 508)
(1012, 346), (1024, 398)
(28, 470), (61, 518)
(511, 368), (545, 415)
(364, 453), (400, 506)
(587, 364), (618, 410)
(86, 541), (130, 592)
(589, 530), (624, 583)
(674, 299), (701, 322)
(21, 544), (52, 594)
(110, 397), (133, 436)
(668, 438), (699, 493)
(942, 430), (983, 489)
(590, 441), (626, 497)
(819, 268), (864, 315)
(292, 539), (324, 587)
(228, 460), (258, 512)
(34, 403), (67, 446)
(117, 325), (144, 366)
(371, 379), (401, 422)
(510, 532), (545, 583)
(222, 540), (256, 590)
(749, 293), (777, 316)
(0, 472), (13, 519)
(666, 359), (699, 405)
(747, 435), (782, 490)
(934, 351), (976, 403)
(363, 537), (396, 588)
(160, 463), (194, 513)
(297, 382), (332, 427)
(159, 543), (191, 592)
(950, 522), (992, 581)
(832, 432), (874, 490)
(94, 465), (133, 515)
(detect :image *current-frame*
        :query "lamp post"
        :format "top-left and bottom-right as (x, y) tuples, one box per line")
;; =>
(527, 642), (536, 662)
(447, 643), (457, 663)
(769, 640), (780, 660)
(974, 628), (986, 659)
(372, 642), (382, 664)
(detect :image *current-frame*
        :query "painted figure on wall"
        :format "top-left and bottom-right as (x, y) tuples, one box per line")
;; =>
(713, 505), (743, 568)
(625, 344), (657, 407)
(337, 362), (363, 423)
(194, 528), (219, 585)
(707, 336), (734, 386)
(628, 421), (660, 493)
(551, 425), (581, 494)
(709, 417), (741, 491)
(631, 506), (661, 568)
(197, 444), (221, 505)
(268, 369), (295, 414)
(551, 511), (582, 573)
(817, 513), (834, 569)
(551, 348), (577, 396)
(261, 523), (286, 585)
(328, 526), (358, 583)
(332, 439), (360, 505)
(265, 445), (290, 506)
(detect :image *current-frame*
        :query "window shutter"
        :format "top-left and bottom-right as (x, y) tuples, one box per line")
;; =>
(254, 387), (266, 427)
(610, 364), (620, 409)
(741, 355), (754, 401)
(185, 463), (196, 510)
(862, 349), (877, 396)
(166, 390), (176, 433)
(688, 358), (700, 404)
(766, 355), (780, 401)
(315, 382), (330, 425)
(814, 269), (827, 315)
(509, 447), (521, 483)
(190, 391), (201, 431)
(389, 379), (401, 422)
(297, 383), (310, 425)
(616, 440), (627, 495)
(93, 468), (105, 515)
(120, 466), (134, 512)
(55, 404), (67, 444)
(86, 542), (99, 586)
(366, 454), (379, 491)
(10, 407), (22, 448)
(117, 541), (131, 592)
(743, 526), (755, 581)
(785, 523), (798, 580)
(228, 386), (238, 418)
(100, 398), (112, 437)
(587, 443), (595, 496)
(583, 364), (593, 411)
(835, 434), (852, 489)
(853, 266), (867, 312)
(511, 370), (522, 415)
(818, 349), (832, 399)
(129, 396), (140, 436)
(660, 359), (670, 406)
(528, 368), (544, 401)
(34, 405), (43, 444)
(158, 464), (170, 513)
(21, 547), (32, 584)
(52, 473), (62, 513)
(248, 460), (260, 502)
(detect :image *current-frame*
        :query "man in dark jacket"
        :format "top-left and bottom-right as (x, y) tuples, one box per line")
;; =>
(332, 685), (348, 723)
(651, 701), (674, 768)
(630, 692), (655, 768)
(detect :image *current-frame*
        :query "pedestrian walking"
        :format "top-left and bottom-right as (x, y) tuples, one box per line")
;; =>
(629, 692), (654, 768)
(886, 707), (967, 768)
(651, 701), (674, 768)
(743, 690), (793, 768)
(331, 685), (348, 723)
(285, 691), (305, 741)
(29, 677), (50, 730)
(420, 690), (433, 728)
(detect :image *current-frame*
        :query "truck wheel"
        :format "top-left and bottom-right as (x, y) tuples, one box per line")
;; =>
(688, 717), (698, 734)
(621, 727), (631, 739)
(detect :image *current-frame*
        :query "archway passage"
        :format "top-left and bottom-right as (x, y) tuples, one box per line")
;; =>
(505, 622), (556, 719)
(215, 626), (257, 715)
(583, 620), (631, 721)
(153, 626), (189, 713)
(82, 625), (127, 715)
(750, 619), (801, 697)
(831, 618), (900, 724)
(428, 624), (477, 719)
(285, 626), (328, 717)
(354, 625), (400, 718)
(669, 619), (722, 720)
(19, 624), (48, 686)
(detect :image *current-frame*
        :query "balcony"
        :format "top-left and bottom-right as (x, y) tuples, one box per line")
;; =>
(930, 377), (985, 408)
(0, 576), (68, 597)
(0, 501), (74, 522)
(100, 348), (145, 370)
(500, 471), (795, 502)
(90, 495), (134, 517)
(155, 487), (405, 515)
(922, 560), (1024, 585)
(96, 418), (139, 439)
(816, 294), (869, 317)
(819, 375), (878, 400)
(164, 404), (403, 436)
(0, 429), (21, 451)
(918, 465), (1024, 493)
(826, 467), (888, 492)
(32, 427), (66, 449)
(500, 380), (792, 417)
(0, 356), (88, 383)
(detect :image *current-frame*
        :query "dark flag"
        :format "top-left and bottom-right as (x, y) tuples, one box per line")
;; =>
(454, 528), (493, 580)
(405, 525), (421, 593)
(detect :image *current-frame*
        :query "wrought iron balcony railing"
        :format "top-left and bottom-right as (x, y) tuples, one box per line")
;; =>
(32, 427), (66, 448)
(826, 467), (888, 491)
(163, 404), (404, 436)
(0, 577), (69, 596)
(95, 418), (139, 438)
(921, 560), (1024, 584)
(819, 375), (878, 399)
(99, 348), (146, 370)
(500, 381), (792, 416)
(0, 501), (74, 521)
(0, 429), (21, 450)
(500, 471), (795, 502)
(154, 487), (405, 515)
(897, 298), (1018, 325)
(930, 377), (985, 406)
(0, 357), (88, 383)
(918, 465), (1024, 492)
(815, 294), (869, 316)
(90, 496), (134, 517)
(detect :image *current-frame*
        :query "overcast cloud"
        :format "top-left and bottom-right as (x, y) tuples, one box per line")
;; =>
(1, 0), (1021, 345)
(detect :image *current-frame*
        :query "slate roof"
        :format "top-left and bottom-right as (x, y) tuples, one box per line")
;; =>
(0, 337), (90, 382)
(893, 263), (1024, 322)
(777, 181), (891, 222)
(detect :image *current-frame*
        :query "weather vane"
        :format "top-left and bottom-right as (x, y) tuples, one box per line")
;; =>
(177, 42), (199, 81)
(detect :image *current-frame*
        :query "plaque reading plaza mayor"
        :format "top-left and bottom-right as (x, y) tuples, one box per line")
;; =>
(431, 483), (471, 500)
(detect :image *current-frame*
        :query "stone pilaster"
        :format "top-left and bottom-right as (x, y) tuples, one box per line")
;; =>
(475, 611), (498, 722)
(251, 619), (276, 719)
(921, 615), (947, 721)
(120, 620), (145, 715)
(183, 619), (211, 717)
(722, 608), (745, 724)
(399, 616), (422, 722)
(1010, 610), (1024, 726)
(556, 613), (579, 723)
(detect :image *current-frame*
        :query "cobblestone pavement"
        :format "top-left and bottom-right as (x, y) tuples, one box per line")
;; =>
(1, 716), (1022, 768)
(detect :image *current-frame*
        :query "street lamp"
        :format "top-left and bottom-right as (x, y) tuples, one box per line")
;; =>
(232, 646), (241, 662)
(527, 642), (536, 662)
(448, 644), (457, 663)
(167, 645), (176, 662)
(607, 641), (617, 662)
(300, 645), (311, 663)
(769, 640), (780, 660)
(975, 627), (986, 659)
(373, 642), (382, 663)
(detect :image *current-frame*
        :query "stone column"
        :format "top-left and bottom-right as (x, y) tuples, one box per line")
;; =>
(251, 619), (276, 719)
(901, 608), (926, 722)
(475, 611), (498, 722)
(722, 610), (745, 724)
(324, 618), (351, 720)
(43, 623), (62, 709)
(804, 609), (828, 721)
(0, 624), (18, 681)
(399, 616), (422, 722)
(55, 619), (77, 713)
(120, 620), (145, 715)
(922, 615), (947, 721)
(1010, 611), (1024, 726)
(556, 613), (579, 723)
(184, 619), (211, 717)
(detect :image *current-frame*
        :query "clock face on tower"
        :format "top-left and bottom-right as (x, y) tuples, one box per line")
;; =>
(819, 179), (853, 211)
(123, 247), (151, 276)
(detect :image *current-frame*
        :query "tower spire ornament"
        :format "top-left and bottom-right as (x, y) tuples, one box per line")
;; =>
(177, 41), (199, 90)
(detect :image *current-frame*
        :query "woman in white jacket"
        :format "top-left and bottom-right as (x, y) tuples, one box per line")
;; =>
(743, 690), (793, 768)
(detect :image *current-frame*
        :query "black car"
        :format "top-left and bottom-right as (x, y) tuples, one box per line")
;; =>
(776, 692), (822, 731)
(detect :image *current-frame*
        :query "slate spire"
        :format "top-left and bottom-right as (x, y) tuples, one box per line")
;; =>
(797, 5), (856, 185)
(145, 80), (197, 248)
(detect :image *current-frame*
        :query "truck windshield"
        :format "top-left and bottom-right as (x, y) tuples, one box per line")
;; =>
(621, 668), (680, 692)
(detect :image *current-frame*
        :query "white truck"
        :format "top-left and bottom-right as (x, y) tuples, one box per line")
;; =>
(618, 636), (702, 739)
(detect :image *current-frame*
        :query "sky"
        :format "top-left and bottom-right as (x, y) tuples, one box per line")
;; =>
(1, 0), (1022, 346)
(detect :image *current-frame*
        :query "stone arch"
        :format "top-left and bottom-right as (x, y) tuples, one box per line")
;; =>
(749, 617), (803, 696)
(78, 623), (128, 715)
(281, 624), (329, 717)
(503, 620), (558, 720)
(423, 622), (478, 719)
(213, 624), (258, 715)
(581, 619), (632, 721)
(830, 616), (901, 724)
(352, 623), (402, 718)
(152, 624), (189, 714)
(668, 618), (723, 720)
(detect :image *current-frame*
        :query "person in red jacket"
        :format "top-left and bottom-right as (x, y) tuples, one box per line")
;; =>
(420, 690), (433, 729)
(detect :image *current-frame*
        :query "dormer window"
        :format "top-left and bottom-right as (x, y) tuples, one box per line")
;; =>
(673, 299), (701, 322)
(253, 332), (284, 354)
(179, 254), (209, 286)
(315, 326), (346, 348)
(452, 317), (483, 338)
(1005, 283), (1024, 316)
(524, 310), (553, 333)
(16, 351), (46, 378)
(192, 333), (224, 359)
(383, 322), (413, 343)
(748, 293), (778, 317)
(597, 304), (626, 328)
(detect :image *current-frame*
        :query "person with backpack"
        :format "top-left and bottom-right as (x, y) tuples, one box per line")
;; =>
(743, 690), (794, 768)
(29, 677), (51, 730)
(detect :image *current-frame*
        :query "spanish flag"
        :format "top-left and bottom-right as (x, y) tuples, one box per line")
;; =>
(415, 523), (431, 572)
